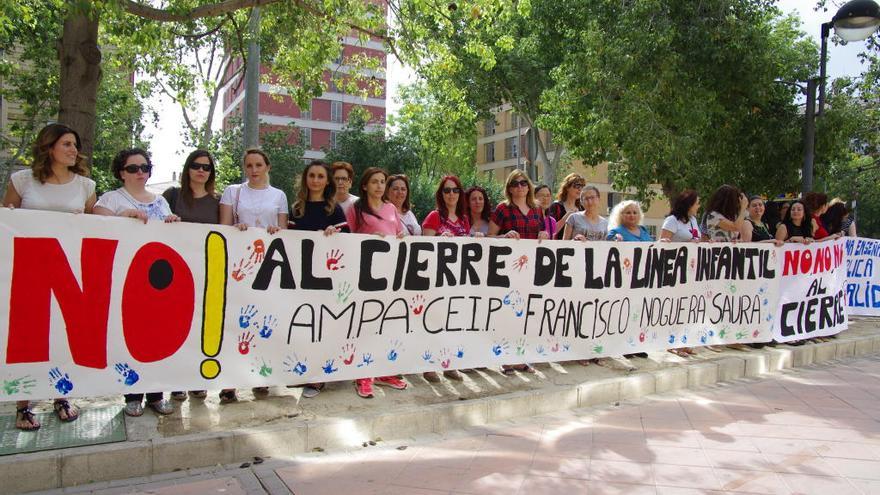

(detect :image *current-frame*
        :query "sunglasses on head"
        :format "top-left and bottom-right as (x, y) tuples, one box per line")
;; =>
(509, 179), (529, 188)
(442, 187), (462, 194)
(188, 162), (212, 172)
(123, 164), (152, 174)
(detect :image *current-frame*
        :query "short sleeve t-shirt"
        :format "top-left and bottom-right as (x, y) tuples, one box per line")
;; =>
(491, 202), (544, 239)
(96, 188), (172, 220)
(703, 211), (739, 241)
(399, 209), (422, 235)
(566, 214), (608, 240)
(11, 169), (95, 213)
(607, 225), (653, 242)
(338, 194), (359, 213)
(163, 187), (220, 224)
(661, 215), (701, 241)
(345, 201), (403, 236)
(219, 183), (288, 228)
(422, 210), (471, 237)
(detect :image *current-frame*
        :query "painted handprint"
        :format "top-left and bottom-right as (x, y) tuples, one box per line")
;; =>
(238, 331), (255, 354)
(239, 305), (257, 329)
(502, 290), (525, 317)
(48, 367), (73, 395)
(515, 338), (527, 356)
(562, 343), (571, 352)
(357, 353), (374, 368)
(422, 350), (434, 364)
(735, 331), (747, 340)
(336, 281), (354, 304)
(492, 339), (510, 356)
(248, 239), (266, 264)
(340, 343), (356, 366)
(258, 314), (277, 339)
(626, 336), (637, 348)
(387, 340), (403, 361)
(439, 348), (451, 369)
(592, 345), (604, 354)
(322, 359), (338, 374)
(231, 258), (255, 282)
(548, 338), (561, 353)
(411, 295), (425, 315)
(513, 255), (529, 272)
(326, 249), (345, 270)
(114, 363), (140, 386)
(638, 331), (647, 343)
(689, 258), (697, 270)
(718, 328), (728, 339)
(2, 376), (36, 396)
(668, 334), (677, 345)
(535, 344), (546, 355)
(623, 257), (632, 273)
(752, 329), (760, 338)
(283, 355), (308, 376)
(727, 282), (737, 294)
(251, 358), (272, 377)
(680, 333), (689, 344)
(455, 346), (464, 359)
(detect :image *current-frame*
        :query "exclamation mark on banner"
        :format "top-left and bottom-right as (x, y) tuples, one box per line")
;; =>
(201, 232), (228, 379)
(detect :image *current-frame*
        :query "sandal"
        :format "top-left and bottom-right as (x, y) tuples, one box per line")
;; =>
(53, 399), (79, 422)
(16, 406), (40, 431)
(219, 389), (238, 404)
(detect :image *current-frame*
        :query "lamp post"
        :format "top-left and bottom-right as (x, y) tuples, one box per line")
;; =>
(803, 0), (880, 194)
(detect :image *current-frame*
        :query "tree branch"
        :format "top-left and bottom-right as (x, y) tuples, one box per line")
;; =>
(123, 0), (278, 22)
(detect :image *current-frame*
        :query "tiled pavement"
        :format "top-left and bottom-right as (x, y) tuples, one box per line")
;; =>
(38, 355), (880, 494)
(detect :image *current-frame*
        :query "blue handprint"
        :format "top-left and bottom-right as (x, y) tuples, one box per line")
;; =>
(322, 359), (338, 374)
(492, 339), (510, 356)
(387, 339), (402, 361)
(283, 355), (308, 376)
(239, 305), (257, 329)
(562, 343), (571, 352)
(422, 350), (434, 364)
(258, 314), (277, 339)
(455, 346), (464, 359)
(114, 363), (140, 386)
(681, 334), (688, 344)
(357, 353), (374, 368)
(48, 367), (73, 395)
(699, 333), (708, 345)
(536, 344), (546, 355)
(667, 334), (676, 345)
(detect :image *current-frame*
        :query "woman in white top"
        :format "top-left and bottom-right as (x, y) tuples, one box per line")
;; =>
(219, 148), (288, 233)
(94, 148), (180, 417)
(563, 185), (608, 241)
(384, 174), (421, 235)
(3, 123), (96, 430)
(660, 189), (701, 243)
(218, 148), (288, 403)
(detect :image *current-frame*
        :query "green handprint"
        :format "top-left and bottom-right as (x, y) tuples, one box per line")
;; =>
(735, 331), (746, 340)
(2, 376), (35, 395)
(336, 281), (354, 304)
(593, 345), (603, 354)
(515, 338), (527, 356)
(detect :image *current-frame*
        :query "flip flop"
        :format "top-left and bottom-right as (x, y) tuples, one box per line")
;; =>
(16, 407), (40, 431)
(53, 399), (79, 422)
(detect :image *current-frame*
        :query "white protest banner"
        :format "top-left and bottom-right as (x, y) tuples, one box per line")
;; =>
(845, 237), (880, 316)
(0, 209), (782, 401)
(774, 238), (849, 342)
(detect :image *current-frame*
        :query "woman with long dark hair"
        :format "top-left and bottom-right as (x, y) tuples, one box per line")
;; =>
(384, 174), (421, 235)
(660, 190), (701, 242)
(4, 123), (95, 430)
(701, 184), (748, 242)
(775, 200), (814, 244)
(465, 186), (492, 236)
(547, 173), (585, 239)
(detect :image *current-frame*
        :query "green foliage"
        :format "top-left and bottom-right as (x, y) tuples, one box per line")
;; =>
(324, 112), (420, 179)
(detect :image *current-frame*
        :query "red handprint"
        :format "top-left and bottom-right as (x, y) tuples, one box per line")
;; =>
(440, 348), (451, 369)
(326, 249), (345, 270)
(411, 295), (425, 315)
(340, 343), (356, 366)
(231, 258), (254, 282)
(238, 332), (255, 355)
(639, 332), (646, 343)
(248, 239), (266, 264)
(623, 257), (632, 273)
(513, 255), (529, 272)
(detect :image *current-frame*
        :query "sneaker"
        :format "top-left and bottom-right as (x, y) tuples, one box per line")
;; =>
(375, 376), (408, 390)
(423, 371), (441, 383)
(170, 391), (187, 401)
(443, 370), (463, 381)
(356, 379), (374, 398)
(124, 401), (144, 417)
(147, 399), (173, 415)
(188, 390), (208, 399)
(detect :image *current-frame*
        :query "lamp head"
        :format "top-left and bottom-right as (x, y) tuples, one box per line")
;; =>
(833, 0), (880, 42)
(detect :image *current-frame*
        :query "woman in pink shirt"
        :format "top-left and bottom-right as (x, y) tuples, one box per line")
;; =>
(344, 167), (409, 398)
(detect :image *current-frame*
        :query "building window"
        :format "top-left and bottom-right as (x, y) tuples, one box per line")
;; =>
(504, 136), (518, 159)
(331, 101), (343, 123)
(545, 130), (557, 151)
(300, 127), (311, 148)
(330, 130), (339, 150)
(300, 101), (312, 120)
(484, 119), (495, 136)
(510, 112), (519, 129)
(484, 142), (495, 163)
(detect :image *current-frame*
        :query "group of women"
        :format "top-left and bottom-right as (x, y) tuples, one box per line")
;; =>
(6, 123), (858, 430)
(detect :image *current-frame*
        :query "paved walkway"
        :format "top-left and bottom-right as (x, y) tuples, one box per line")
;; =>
(37, 354), (880, 495)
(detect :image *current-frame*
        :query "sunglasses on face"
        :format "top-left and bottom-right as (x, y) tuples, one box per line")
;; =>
(571, 183), (585, 189)
(188, 163), (213, 172)
(123, 164), (152, 174)
(442, 187), (462, 194)
(509, 180), (529, 188)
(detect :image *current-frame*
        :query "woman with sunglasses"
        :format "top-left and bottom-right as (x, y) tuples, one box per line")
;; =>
(95, 148), (179, 417)
(161, 150), (220, 401)
(345, 167), (410, 399)
(3, 123), (95, 430)
(489, 170), (547, 374)
(218, 148), (288, 403)
(385, 174), (421, 235)
(420, 175), (473, 382)
(547, 173), (585, 239)
(290, 160), (348, 398)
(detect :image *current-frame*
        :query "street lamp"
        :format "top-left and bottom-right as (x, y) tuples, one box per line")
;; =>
(803, 0), (880, 194)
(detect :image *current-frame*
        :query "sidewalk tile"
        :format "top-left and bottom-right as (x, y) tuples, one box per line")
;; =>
(714, 468), (788, 494)
(589, 459), (655, 484)
(652, 465), (721, 490)
(515, 475), (590, 495)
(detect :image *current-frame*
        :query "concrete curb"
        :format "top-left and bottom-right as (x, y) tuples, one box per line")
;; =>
(5, 330), (880, 493)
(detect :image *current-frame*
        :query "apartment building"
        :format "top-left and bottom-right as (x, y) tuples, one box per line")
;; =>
(476, 105), (668, 234)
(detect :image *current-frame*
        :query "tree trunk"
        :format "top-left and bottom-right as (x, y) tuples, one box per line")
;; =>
(58, 10), (101, 167)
